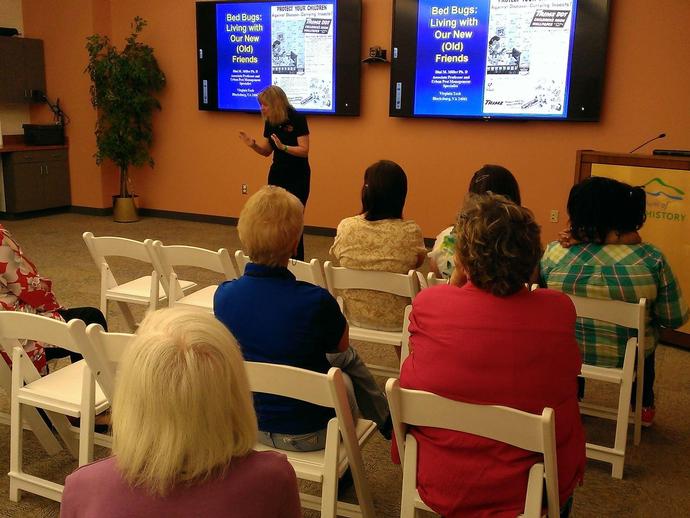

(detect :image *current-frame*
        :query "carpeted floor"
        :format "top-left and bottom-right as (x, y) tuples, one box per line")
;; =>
(0, 212), (688, 517)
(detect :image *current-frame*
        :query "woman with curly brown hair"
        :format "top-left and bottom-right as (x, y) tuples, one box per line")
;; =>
(398, 193), (585, 518)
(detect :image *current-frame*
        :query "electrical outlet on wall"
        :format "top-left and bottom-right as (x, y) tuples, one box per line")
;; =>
(241, 184), (248, 195)
(550, 209), (559, 223)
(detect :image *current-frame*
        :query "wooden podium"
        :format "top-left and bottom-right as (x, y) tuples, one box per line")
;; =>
(575, 150), (690, 349)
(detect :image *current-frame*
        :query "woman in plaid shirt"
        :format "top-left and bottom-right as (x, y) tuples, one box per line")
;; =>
(540, 177), (688, 423)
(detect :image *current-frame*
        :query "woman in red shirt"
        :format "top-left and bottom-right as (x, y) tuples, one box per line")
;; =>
(399, 193), (585, 517)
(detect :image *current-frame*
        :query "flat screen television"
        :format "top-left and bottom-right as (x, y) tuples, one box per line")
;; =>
(390, 0), (611, 121)
(196, 0), (362, 115)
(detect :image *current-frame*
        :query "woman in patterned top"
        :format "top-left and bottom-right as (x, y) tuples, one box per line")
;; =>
(428, 164), (522, 279)
(330, 160), (427, 332)
(0, 224), (106, 374)
(540, 176), (688, 423)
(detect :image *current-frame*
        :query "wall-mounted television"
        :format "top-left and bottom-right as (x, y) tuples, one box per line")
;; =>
(196, 0), (362, 115)
(390, 0), (611, 121)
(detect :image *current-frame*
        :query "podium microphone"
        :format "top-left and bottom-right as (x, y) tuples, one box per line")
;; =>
(629, 132), (666, 153)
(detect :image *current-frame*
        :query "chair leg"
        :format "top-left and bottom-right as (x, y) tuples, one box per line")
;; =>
(9, 355), (24, 502)
(401, 436), (419, 518)
(78, 368), (96, 465)
(320, 420), (340, 518)
(611, 457), (624, 479)
(633, 352), (644, 446)
(608, 340), (636, 479)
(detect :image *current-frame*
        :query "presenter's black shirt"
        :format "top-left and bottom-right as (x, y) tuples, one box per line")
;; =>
(263, 107), (310, 168)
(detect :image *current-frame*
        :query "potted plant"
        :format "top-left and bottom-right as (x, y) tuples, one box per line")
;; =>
(85, 17), (166, 222)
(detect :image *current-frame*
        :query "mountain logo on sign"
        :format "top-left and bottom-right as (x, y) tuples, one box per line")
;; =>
(643, 178), (684, 201)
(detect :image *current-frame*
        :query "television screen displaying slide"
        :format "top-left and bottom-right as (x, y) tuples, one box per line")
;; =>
(390, 0), (610, 120)
(196, 0), (362, 115)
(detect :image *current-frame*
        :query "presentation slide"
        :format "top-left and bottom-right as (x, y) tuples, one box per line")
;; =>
(215, 0), (336, 112)
(413, 0), (577, 118)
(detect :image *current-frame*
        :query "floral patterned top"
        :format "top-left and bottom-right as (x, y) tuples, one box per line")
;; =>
(329, 215), (426, 331)
(0, 225), (64, 374)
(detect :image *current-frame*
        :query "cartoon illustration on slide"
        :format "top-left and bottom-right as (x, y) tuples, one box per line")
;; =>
(300, 78), (331, 107)
(271, 24), (305, 74)
(487, 33), (525, 75)
(521, 78), (562, 110)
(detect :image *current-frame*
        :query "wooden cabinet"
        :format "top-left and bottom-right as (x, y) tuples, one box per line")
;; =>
(0, 36), (46, 103)
(1, 148), (71, 213)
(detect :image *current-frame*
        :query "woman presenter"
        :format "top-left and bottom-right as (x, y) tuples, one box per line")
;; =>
(239, 85), (310, 260)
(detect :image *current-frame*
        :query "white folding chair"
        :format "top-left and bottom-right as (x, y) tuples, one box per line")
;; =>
(0, 312), (109, 503)
(151, 241), (238, 312)
(235, 250), (326, 287)
(386, 378), (560, 518)
(425, 272), (449, 287)
(567, 295), (646, 478)
(323, 261), (421, 377)
(245, 362), (377, 518)
(83, 232), (194, 330)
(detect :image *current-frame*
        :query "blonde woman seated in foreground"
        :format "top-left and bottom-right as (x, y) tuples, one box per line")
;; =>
(60, 308), (300, 518)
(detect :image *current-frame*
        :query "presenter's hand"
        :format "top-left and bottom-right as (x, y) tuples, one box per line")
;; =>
(239, 131), (254, 147)
(271, 133), (284, 149)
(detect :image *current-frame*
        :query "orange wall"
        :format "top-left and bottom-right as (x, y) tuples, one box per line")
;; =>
(22, 0), (690, 241)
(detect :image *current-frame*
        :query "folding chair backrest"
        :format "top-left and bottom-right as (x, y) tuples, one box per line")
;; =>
(83, 325), (133, 402)
(236, 250), (326, 287)
(566, 295), (646, 335)
(83, 232), (152, 264)
(386, 378), (559, 518)
(82, 231), (155, 288)
(323, 261), (420, 298)
(151, 241), (237, 297)
(0, 312), (86, 358)
(152, 242), (237, 277)
(288, 258), (326, 287)
(235, 250), (250, 275)
(245, 362), (337, 409)
(426, 272), (449, 287)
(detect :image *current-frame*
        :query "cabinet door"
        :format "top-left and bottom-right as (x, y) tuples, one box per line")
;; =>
(4, 162), (45, 213)
(0, 36), (46, 103)
(42, 159), (71, 208)
(0, 36), (27, 103)
(22, 38), (46, 98)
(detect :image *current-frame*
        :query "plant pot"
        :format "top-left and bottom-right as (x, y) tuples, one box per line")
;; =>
(113, 195), (139, 223)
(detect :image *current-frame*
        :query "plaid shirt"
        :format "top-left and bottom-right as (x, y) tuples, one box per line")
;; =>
(540, 241), (688, 368)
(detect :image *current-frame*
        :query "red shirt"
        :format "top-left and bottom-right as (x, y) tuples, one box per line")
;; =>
(398, 283), (585, 518)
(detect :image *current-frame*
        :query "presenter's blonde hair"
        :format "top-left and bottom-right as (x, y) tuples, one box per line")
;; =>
(112, 307), (257, 496)
(258, 84), (291, 125)
(238, 185), (304, 267)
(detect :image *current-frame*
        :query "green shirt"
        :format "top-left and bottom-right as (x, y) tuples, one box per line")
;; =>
(540, 241), (688, 368)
